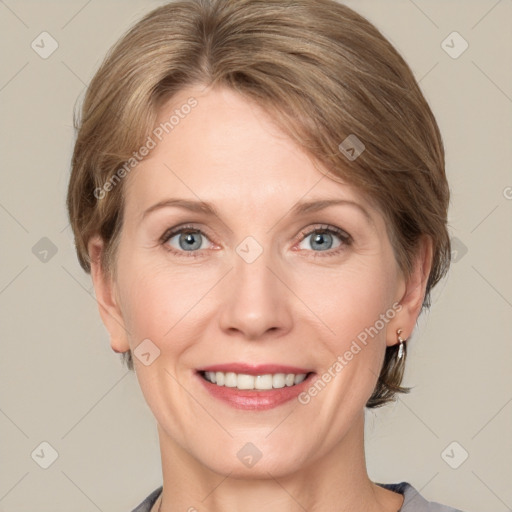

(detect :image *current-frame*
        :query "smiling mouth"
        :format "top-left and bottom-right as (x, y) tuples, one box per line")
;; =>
(198, 370), (314, 391)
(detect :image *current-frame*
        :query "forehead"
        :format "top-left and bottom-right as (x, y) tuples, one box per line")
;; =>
(124, 85), (378, 223)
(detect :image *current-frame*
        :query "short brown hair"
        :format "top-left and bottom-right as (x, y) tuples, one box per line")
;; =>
(67, 0), (451, 408)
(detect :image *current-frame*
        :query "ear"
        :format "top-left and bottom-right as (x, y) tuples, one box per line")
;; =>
(88, 235), (130, 354)
(386, 235), (433, 347)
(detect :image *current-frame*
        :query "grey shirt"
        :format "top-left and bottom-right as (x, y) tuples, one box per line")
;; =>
(130, 482), (466, 511)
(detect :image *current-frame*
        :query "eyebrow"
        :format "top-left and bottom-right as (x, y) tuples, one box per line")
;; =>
(142, 198), (218, 220)
(290, 198), (373, 224)
(141, 198), (373, 225)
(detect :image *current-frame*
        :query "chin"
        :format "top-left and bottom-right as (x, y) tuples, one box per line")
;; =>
(188, 433), (313, 480)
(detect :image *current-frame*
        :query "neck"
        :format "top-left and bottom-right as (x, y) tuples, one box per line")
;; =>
(153, 411), (403, 512)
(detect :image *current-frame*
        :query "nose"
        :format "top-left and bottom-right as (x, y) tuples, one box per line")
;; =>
(218, 243), (293, 341)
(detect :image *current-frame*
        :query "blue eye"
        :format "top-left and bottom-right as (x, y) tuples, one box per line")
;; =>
(162, 226), (211, 257)
(160, 224), (351, 258)
(297, 225), (351, 255)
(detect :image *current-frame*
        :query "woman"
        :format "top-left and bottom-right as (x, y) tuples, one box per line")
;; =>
(66, 0), (464, 510)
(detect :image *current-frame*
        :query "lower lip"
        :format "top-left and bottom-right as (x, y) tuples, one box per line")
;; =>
(195, 372), (315, 410)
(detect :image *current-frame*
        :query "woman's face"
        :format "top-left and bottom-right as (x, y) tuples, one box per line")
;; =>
(98, 85), (411, 477)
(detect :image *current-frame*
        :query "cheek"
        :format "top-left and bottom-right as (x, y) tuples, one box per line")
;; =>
(298, 257), (395, 342)
(296, 254), (397, 408)
(116, 229), (398, 363)
(116, 256), (219, 350)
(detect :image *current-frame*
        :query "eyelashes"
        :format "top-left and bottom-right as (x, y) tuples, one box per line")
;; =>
(159, 223), (352, 259)
(295, 225), (352, 255)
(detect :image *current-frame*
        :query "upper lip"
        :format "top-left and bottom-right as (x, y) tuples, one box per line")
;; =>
(196, 363), (314, 376)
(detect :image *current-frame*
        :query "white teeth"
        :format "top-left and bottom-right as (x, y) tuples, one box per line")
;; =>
(272, 373), (286, 388)
(294, 374), (306, 385)
(255, 374), (273, 390)
(202, 371), (308, 390)
(224, 372), (237, 387)
(237, 374), (255, 390)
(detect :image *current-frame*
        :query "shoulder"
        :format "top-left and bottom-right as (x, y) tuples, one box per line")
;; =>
(130, 486), (163, 512)
(377, 481), (466, 512)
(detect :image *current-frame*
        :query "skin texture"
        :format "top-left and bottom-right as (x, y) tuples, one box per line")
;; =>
(88, 84), (432, 512)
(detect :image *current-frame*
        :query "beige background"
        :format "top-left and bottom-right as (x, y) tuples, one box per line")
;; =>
(1, 0), (511, 511)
